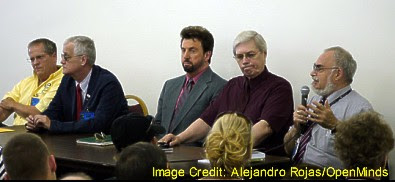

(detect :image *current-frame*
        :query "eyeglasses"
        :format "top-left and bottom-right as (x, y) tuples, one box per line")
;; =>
(94, 132), (106, 141)
(61, 54), (83, 62)
(312, 64), (339, 73)
(26, 54), (47, 64)
(234, 51), (260, 61)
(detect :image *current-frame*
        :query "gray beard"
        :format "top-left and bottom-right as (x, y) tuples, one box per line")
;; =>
(312, 80), (335, 97)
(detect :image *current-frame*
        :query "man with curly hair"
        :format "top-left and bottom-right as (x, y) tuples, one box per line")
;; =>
(334, 111), (394, 180)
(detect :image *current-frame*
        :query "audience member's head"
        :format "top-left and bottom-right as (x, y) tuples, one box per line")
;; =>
(111, 113), (165, 152)
(335, 111), (394, 171)
(3, 133), (56, 180)
(115, 142), (168, 180)
(204, 112), (253, 176)
(60, 172), (92, 180)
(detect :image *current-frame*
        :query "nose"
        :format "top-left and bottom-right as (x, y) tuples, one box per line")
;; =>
(241, 56), (250, 65)
(182, 50), (190, 60)
(310, 69), (316, 77)
(61, 58), (66, 65)
(31, 58), (39, 65)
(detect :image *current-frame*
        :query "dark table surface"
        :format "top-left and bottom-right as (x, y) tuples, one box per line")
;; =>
(0, 125), (290, 179)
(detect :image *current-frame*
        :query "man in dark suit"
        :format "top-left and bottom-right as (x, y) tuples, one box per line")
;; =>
(155, 26), (226, 143)
(26, 36), (128, 133)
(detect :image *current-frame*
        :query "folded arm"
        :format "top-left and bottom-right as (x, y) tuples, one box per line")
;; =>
(1, 98), (40, 119)
(0, 106), (12, 122)
(252, 119), (273, 147)
(160, 118), (211, 146)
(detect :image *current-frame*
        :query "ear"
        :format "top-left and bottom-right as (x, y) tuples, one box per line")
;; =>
(204, 51), (212, 63)
(262, 51), (267, 59)
(80, 55), (88, 66)
(48, 155), (57, 173)
(333, 68), (343, 81)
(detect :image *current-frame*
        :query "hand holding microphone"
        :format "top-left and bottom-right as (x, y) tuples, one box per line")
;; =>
(294, 86), (310, 134)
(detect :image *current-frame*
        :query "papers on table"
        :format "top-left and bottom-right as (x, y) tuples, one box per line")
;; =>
(76, 136), (113, 146)
(0, 128), (14, 133)
(198, 150), (265, 164)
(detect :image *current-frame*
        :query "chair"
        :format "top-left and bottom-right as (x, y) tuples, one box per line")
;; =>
(125, 95), (148, 116)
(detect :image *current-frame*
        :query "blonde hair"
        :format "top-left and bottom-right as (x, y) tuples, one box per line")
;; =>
(204, 112), (253, 174)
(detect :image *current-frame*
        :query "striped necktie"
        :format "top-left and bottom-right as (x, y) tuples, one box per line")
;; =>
(292, 96), (326, 165)
(169, 79), (194, 131)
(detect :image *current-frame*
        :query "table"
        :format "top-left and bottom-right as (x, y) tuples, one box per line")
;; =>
(0, 125), (290, 179)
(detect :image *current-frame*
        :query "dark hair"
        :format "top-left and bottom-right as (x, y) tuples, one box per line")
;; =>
(335, 111), (394, 169)
(3, 133), (50, 180)
(111, 114), (164, 152)
(115, 142), (168, 180)
(28, 38), (57, 55)
(180, 26), (214, 63)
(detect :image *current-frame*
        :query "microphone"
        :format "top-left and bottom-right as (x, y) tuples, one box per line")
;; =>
(301, 86), (309, 107)
(299, 86), (310, 134)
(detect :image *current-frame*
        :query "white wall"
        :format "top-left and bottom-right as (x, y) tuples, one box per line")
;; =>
(1, 0), (394, 178)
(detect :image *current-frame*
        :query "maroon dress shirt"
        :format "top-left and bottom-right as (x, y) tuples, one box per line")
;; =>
(200, 66), (294, 156)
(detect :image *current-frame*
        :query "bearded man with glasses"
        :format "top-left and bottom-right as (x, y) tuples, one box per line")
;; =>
(0, 38), (63, 126)
(284, 46), (373, 169)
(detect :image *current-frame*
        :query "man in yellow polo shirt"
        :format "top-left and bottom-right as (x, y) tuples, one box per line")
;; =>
(0, 38), (63, 126)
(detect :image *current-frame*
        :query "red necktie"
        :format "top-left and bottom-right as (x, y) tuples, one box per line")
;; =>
(169, 79), (194, 131)
(75, 84), (82, 121)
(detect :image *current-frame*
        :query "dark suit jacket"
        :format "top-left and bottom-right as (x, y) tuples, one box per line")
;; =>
(155, 67), (226, 140)
(43, 65), (129, 133)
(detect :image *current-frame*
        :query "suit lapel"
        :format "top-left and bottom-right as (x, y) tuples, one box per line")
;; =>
(83, 65), (98, 110)
(164, 76), (185, 130)
(69, 77), (77, 120)
(170, 68), (213, 133)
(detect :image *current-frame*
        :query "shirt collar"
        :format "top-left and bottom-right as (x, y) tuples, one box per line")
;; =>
(33, 66), (63, 86)
(75, 68), (93, 93)
(243, 66), (269, 90)
(325, 85), (352, 103)
(185, 67), (209, 86)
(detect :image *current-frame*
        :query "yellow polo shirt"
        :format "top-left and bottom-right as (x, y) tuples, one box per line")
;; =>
(3, 67), (63, 125)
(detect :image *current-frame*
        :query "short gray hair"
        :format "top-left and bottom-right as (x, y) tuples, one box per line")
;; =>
(233, 30), (267, 55)
(64, 36), (96, 65)
(325, 46), (356, 84)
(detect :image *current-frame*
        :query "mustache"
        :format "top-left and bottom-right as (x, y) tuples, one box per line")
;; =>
(312, 76), (319, 82)
(183, 59), (191, 63)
